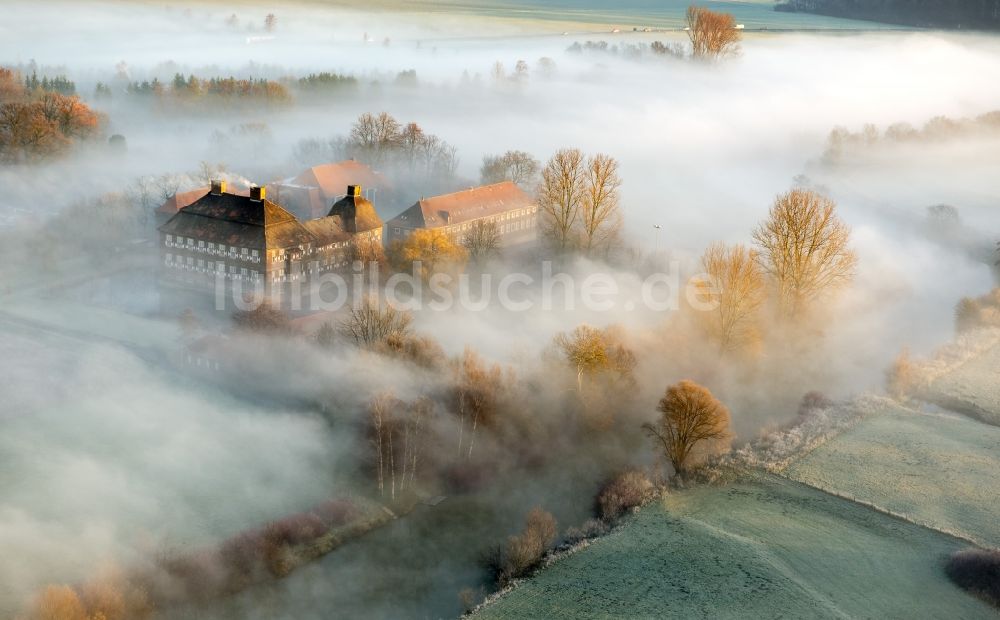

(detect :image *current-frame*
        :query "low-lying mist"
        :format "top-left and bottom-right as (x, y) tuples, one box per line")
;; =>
(2, 1), (1000, 618)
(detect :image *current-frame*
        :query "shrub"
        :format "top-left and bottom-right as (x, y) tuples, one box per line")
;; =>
(945, 548), (1000, 607)
(489, 507), (557, 586)
(798, 391), (833, 416)
(457, 586), (484, 614)
(956, 297), (983, 333)
(562, 518), (610, 546)
(232, 301), (292, 334)
(158, 549), (226, 600)
(596, 470), (655, 522)
(217, 531), (265, 583)
(264, 512), (328, 547)
(311, 499), (360, 528)
(377, 333), (446, 369)
(26, 585), (86, 620)
(260, 513), (328, 577)
(886, 348), (920, 400)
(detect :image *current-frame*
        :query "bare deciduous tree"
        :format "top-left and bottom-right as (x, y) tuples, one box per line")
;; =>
(642, 380), (731, 474)
(339, 295), (413, 347)
(480, 150), (540, 186)
(537, 148), (586, 253)
(686, 5), (742, 60)
(580, 153), (622, 255)
(232, 301), (291, 334)
(462, 220), (501, 263)
(752, 189), (857, 320)
(449, 348), (504, 459)
(350, 111), (401, 165)
(695, 242), (766, 352)
(491, 61), (506, 82)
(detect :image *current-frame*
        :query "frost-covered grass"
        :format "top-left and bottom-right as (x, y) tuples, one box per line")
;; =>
(784, 404), (1000, 547)
(926, 338), (1000, 426)
(683, 394), (889, 486)
(475, 474), (995, 619)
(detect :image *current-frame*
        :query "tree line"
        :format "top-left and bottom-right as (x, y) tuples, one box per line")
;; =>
(0, 67), (102, 163)
(777, 0), (1000, 30)
(822, 110), (1000, 164)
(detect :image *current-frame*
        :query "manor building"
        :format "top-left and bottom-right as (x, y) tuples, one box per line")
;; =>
(157, 181), (382, 302)
(382, 181), (539, 247)
(267, 160), (391, 221)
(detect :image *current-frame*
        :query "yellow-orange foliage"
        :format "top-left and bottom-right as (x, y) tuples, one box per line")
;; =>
(391, 228), (467, 281)
(643, 380), (731, 474)
(686, 5), (742, 60)
(27, 586), (87, 620)
(694, 242), (766, 352)
(752, 189), (856, 320)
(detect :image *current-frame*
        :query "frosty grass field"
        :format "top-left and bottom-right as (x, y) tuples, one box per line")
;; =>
(477, 394), (1000, 619)
(785, 404), (1000, 547)
(927, 343), (1000, 426)
(476, 474), (996, 619)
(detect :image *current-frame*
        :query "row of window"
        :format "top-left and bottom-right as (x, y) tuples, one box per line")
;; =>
(164, 235), (261, 262)
(393, 208), (538, 237)
(164, 254), (262, 280)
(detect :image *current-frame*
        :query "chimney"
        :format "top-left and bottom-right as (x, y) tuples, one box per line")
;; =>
(250, 185), (266, 202)
(210, 179), (226, 195)
(347, 184), (361, 198)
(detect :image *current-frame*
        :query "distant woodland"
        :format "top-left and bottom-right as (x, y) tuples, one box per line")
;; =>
(776, 0), (1000, 30)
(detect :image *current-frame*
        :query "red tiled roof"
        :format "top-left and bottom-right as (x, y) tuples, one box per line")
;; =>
(386, 181), (535, 229)
(289, 161), (390, 200)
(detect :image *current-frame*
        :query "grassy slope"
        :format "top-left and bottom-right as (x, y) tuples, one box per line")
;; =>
(477, 475), (994, 619)
(927, 343), (1000, 426)
(784, 405), (1000, 547)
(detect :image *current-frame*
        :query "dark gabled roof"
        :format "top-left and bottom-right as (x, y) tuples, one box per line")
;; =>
(177, 192), (296, 226)
(385, 181), (534, 229)
(302, 216), (350, 246)
(266, 219), (320, 248)
(158, 191), (317, 249)
(328, 194), (383, 234)
(156, 186), (250, 215)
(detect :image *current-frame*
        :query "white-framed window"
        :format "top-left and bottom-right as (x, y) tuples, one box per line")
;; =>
(207, 261), (214, 271)
(186, 256), (194, 265)
(198, 240), (205, 248)
(197, 259), (205, 268)
(241, 247), (248, 256)
(216, 263), (225, 273)
(165, 234), (173, 245)
(165, 253), (173, 264)
(218, 244), (226, 253)
(208, 242), (215, 251)
(229, 265), (237, 274)
(187, 238), (194, 247)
